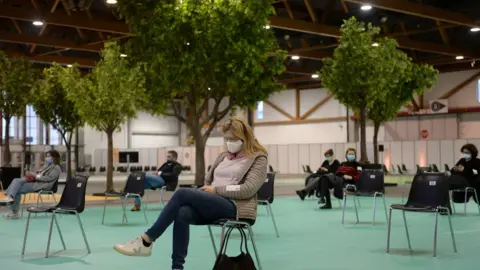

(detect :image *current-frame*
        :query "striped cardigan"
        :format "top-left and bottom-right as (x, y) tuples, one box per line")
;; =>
(205, 151), (268, 221)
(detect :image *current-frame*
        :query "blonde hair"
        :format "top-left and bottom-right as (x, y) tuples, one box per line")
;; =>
(222, 116), (266, 156)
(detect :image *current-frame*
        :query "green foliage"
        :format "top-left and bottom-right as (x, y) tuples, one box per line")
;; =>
(320, 17), (411, 110)
(0, 51), (37, 120)
(32, 63), (84, 145)
(66, 42), (145, 133)
(118, 0), (286, 129)
(367, 63), (438, 124)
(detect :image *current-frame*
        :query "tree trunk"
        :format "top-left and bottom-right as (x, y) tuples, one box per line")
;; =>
(194, 127), (206, 187)
(373, 121), (380, 164)
(359, 106), (368, 163)
(3, 117), (11, 166)
(106, 130), (114, 192)
(62, 132), (73, 181)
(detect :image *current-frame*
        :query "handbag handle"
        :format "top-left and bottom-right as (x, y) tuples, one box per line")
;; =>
(217, 225), (251, 256)
(217, 226), (236, 255)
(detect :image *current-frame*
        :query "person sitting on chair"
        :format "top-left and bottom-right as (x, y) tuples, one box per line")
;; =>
(296, 148), (361, 209)
(449, 144), (480, 190)
(0, 150), (61, 219)
(114, 116), (267, 270)
(131, 150), (183, 211)
(304, 149), (340, 199)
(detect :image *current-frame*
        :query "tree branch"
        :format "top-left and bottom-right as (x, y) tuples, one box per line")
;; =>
(200, 96), (221, 127)
(167, 101), (186, 123)
(202, 97), (234, 141)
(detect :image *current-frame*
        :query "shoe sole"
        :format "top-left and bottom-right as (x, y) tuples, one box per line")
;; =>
(113, 246), (151, 257)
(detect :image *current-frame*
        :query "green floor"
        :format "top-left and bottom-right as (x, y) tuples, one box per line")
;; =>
(2, 196), (480, 270)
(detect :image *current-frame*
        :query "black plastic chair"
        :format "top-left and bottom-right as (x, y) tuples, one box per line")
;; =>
(205, 218), (262, 270)
(417, 166), (432, 174)
(21, 176), (60, 217)
(386, 172), (456, 257)
(342, 169), (387, 225)
(151, 166), (157, 171)
(22, 175), (90, 258)
(257, 172), (279, 237)
(444, 164), (450, 172)
(397, 165), (404, 175)
(450, 185), (480, 215)
(302, 165), (307, 173)
(99, 166), (106, 172)
(144, 166), (150, 172)
(101, 172), (148, 225)
(305, 165), (313, 174)
(431, 164), (440, 173)
(89, 167), (96, 173)
(268, 165), (274, 173)
(402, 164), (408, 172)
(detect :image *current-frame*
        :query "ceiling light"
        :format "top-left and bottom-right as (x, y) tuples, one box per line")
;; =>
(471, 27), (480, 32)
(32, 21), (44, 26)
(360, 5), (372, 11)
(208, 87), (211, 90)
(311, 74), (319, 79)
(264, 25), (271, 29)
(372, 42), (379, 47)
(291, 55), (300, 60)
(67, 64), (73, 68)
(456, 55), (464, 60)
(106, 0), (117, 4)
(120, 54), (127, 57)
(186, 42), (190, 45)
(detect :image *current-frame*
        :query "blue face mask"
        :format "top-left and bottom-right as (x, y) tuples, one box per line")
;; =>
(167, 157), (172, 162)
(464, 153), (472, 160)
(45, 157), (53, 165)
(325, 156), (332, 161)
(346, 155), (356, 161)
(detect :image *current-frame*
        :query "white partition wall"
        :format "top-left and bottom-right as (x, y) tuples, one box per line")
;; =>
(298, 144), (310, 172)
(288, 144), (299, 174)
(414, 141), (427, 168)
(440, 140), (455, 169)
(427, 141), (441, 168)
(277, 145), (288, 174)
(267, 145), (278, 172)
(309, 144), (322, 169)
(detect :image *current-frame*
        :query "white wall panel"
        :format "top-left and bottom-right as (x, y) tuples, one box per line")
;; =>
(267, 145), (278, 172)
(309, 144), (322, 170)
(277, 145), (288, 174)
(389, 142), (402, 170)
(299, 89), (328, 116)
(131, 135), (178, 148)
(157, 148), (166, 167)
(440, 140), (455, 169)
(84, 124), (128, 156)
(288, 145), (300, 174)
(395, 119), (408, 141)
(298, 144), (310, 170)
(406, 117), (420, 141)
(427, 141), (440, 168)
(412, 141), (426, 168)
(131, 111), (178, 133)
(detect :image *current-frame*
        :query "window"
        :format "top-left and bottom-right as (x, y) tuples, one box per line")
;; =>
(256, 101), (264, 120)
(2, 117), (15, 139)
(26, 106), (38, 144)
(50, 125), (61, 145)
(478, 78), (480, 103)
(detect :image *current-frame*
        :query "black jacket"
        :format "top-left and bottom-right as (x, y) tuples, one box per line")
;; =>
(451, 158), (480, 183)
(317, 159), (340, 174)
(158, 160), (183, 183)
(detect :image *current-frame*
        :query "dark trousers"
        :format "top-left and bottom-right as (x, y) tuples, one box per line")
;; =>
(449, 174), (479, 203)
(145, 188), (236, 270)
(320, 175), (347, 205)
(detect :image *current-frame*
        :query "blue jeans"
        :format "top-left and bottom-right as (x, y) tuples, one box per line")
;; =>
(5, 178), (36, 212)
(134, 174), (165, 206)
(145, 188), (236, 270)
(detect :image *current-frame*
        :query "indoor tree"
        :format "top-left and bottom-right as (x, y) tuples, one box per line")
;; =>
(118, 0), (285, 186)
(320, 17), (411, 162)
(0, 52), (37, 166)
(66, 42), (145, 193)
(33, 63), (84, 179)
(368, 63), (438, 163)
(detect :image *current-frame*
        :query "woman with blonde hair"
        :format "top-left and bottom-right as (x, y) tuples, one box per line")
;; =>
(114, 116), (268, 270)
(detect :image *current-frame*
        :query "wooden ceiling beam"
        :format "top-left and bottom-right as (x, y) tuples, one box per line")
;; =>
(278, 76), (316, 84)
(284, 66), (315, 76)
(5, 51), (96, 67)
(344, 0), (480, 28)
(0, 6), (130, 35)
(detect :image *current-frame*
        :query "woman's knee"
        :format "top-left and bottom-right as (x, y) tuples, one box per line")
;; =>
(176, 206), (195, 223)
(172, 188), (196, 200)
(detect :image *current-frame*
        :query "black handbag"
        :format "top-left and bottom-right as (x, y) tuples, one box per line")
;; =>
(212, 227), (257, 270)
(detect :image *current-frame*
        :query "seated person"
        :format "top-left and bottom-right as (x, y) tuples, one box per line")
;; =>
(113, 116), (267, 270)
(449, 143), (480, 192)
(296, 148), (361, 209)
(131, 150), (183, 211)
(304, 149), (340, 198)
(0, 150), (62, 219)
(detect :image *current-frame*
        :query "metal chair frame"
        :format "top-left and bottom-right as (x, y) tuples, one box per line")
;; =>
(102, 193), (148, 225)
(21, 190), (57, 217)
(207, 220), (262, 270)
(451, 187), (480, 215)
(342, 184), (387, 226)
(258, 199), (280, 238)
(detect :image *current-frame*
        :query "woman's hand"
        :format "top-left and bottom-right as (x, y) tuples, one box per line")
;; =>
(343, 175), (353, 180)
(199, 185), (215, 194)
(455, 165), (464, 172)
(320, 167), (328, 172)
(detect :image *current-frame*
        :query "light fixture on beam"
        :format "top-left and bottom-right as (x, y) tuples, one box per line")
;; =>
(471, 27), (480, 32)
(372, 42), (379, 47)
(291, 55), (300, 60)
(360, 5), (372, 11)
(456, 55), (464, 60)
(106, 0), (117, 4)
(311, 74), (319, 79)
(264, 25), (271, 29)
(67, 64), (73, 67)
(32, 21), (44, 26)
(120, 54), (127, 57)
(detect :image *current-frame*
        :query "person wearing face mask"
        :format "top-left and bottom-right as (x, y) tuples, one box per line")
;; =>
(114, 117), (267, 270)
(303, 149), (340, 198)
(298, 148), (361, 209)
(131, 150), (183, 211)
(449, 144), (480, 191)
(0, 150), (61, 219)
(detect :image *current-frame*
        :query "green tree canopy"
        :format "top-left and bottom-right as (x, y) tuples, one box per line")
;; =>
(368, 63), (438, 163)
(33, 63), (84, 177)
(66, 42), (145, 192)
(0, 52), (37, 166)
(118, 0), (286, 185)
(320, 17), (411, 162)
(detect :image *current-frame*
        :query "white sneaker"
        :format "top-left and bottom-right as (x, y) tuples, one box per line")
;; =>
(0, 196), (14, 205)
(113, 237), (152, 257)
(3, 211), (20, 219)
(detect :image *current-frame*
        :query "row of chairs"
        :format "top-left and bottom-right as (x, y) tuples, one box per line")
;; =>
(77, 166), (193, 173)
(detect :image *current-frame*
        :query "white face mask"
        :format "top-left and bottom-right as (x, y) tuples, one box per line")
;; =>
(226, 140), (243, 153)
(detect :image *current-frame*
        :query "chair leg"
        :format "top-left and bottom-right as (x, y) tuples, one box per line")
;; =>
(138, 196), (148, 224)
(101, 196), (108, 225)
(386, 208), (392, 253)
(160, 187), (166, 207)
(208, 226), (218, 257)
(402, 211), (412, 253)
(21, 212), (32, 255)
(356, 196), (361, 209)
(247, 225), (262, 270)
(45, 213), (56, 258)
(341, 194), (347, 224)
(21, 194), (26, 218)
(433, 211), (439, 257)
(444, 209), (457, 254)
(372, 193), (378, 226)
(76, 212), (91, 253)
(266, 202), (280, 238)
(464, 188), (468, 215)
(450, 191), (457, 214)
(380, 194), (388, 222)
(121, 197), (128, 224)
(352, 195), (359, 224)
(53, 214), (66, 251)
(473, 189), (480, 215)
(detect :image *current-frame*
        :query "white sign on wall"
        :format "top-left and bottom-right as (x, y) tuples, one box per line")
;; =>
(429, 99), (448, 114)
